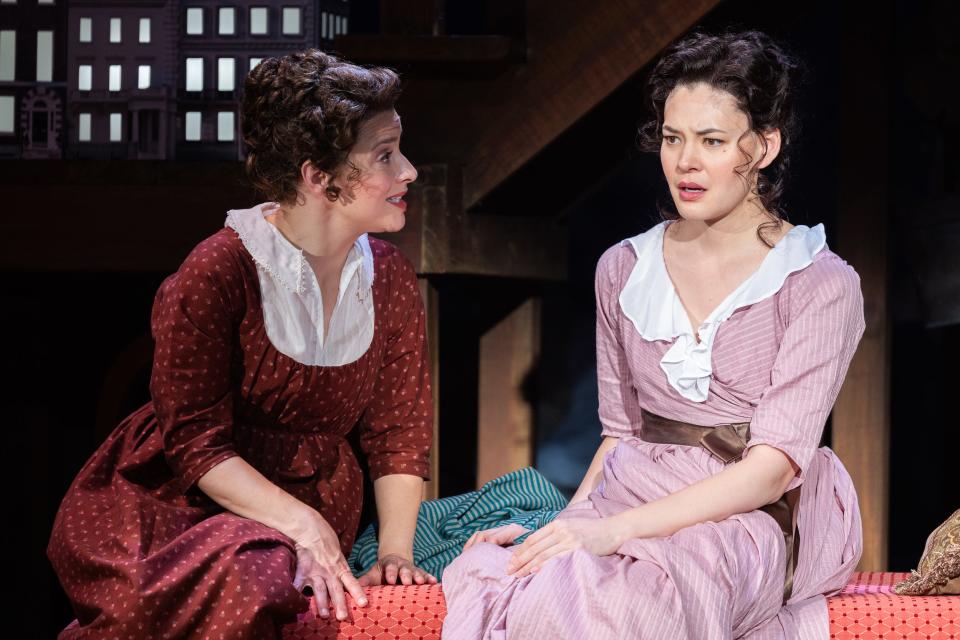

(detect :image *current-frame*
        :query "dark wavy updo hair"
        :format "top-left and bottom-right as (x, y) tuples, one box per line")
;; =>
(638, 30), (803, 245)
(242, 50), (401, 204)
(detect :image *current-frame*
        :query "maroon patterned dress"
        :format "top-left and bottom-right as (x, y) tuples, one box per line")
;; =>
(47, 228), (433, 639)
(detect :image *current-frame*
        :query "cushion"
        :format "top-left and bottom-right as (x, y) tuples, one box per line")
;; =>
(894, 509), (960, 596)
(66, 573), (960, 639)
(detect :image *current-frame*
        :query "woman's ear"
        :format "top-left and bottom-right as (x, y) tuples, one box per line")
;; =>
(299, 160), (331, 200)
(756, 128), (782, 170)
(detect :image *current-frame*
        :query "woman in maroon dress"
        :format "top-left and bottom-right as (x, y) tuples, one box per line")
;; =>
(48, 50), (434, 639)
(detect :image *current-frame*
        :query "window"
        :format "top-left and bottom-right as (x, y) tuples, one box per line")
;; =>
(109, 113), (122, 142)
(282, 7), (301, 35)
(0, 31), (15, 81)
(336, 15), (343, 36)
(36, 31), (53, 82)
(217, 57), (234, 91)
(79, 18), (92, 43)
(110, 18), (121, 43)
(0, 96), (13, 134)
(342, 16), (348, 34)
(38, 0), (54, 4)
(249, 57), (263, 72)
(138, 65), (151, 89)
(108, 64), (121, 91)
(78, 113), (91, 141)
(321, 12), (328, 39)
(186, 8), (203, 35)
(185, 58), (203, 91)
(218, 8), (235, 35)
(217, 111), (234, 141)
(185, 111), (201, 141)
(78, 64), (92, 90)
(250, 7), (268, 35)
(139, 18), (151, 43)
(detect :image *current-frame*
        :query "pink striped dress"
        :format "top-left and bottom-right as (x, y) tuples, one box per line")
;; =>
(441, 222), (865, 639)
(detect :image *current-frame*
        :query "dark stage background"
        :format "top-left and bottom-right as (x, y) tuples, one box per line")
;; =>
(2, 1), (957, 636)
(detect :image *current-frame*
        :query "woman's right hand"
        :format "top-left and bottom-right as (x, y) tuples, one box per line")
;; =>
(291, 515), (368, 621)
(463, 524), (531, 551)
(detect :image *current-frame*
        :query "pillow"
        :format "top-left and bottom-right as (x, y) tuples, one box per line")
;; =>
(894, 508), (960, 596)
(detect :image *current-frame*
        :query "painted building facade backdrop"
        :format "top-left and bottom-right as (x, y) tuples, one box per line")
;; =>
(0, 0), (350, 160)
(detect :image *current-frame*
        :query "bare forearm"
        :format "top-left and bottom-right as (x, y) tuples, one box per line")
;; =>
(609, 445), (796, 541)
(373, 473), (424, 558)
(197, 456), (318, 541)
(569, 436), (619, 505)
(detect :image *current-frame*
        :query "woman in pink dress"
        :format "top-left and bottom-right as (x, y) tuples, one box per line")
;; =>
(442, 31), (863, 639)
(48, 50), (435, 639)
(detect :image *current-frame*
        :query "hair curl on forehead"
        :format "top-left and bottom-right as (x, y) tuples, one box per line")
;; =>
(241, 49), (401, 205)
(638, 30), (805, 245)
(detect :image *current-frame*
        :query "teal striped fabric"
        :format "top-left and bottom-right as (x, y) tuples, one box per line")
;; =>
(348, 467), (567, 580)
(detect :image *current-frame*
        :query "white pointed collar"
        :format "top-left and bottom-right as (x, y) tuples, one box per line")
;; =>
(618, 220), (827, 402)
(225, 203), (374, 296)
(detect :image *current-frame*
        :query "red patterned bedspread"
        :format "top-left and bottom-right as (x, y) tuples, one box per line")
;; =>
(65, 572), (959, 639)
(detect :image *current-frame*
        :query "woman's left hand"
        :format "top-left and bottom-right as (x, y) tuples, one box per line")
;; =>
(506, 517), (626, 577)
(357, 553), (438, 587)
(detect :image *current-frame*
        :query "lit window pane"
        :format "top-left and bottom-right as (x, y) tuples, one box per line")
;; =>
(109, 64), (121, 91)
(250, 8), (268, 35)
(218, 8), (235, 35)
(342, 17), (348, 34)
(185, 111), (201, 141)
(78, 64), (92, 90)
(78, 113), (91, 141)
(185, 58), (203, 91)
(282, 8), (300, 35)
(217, 111), (234, 141)
(0, 96), (13, 134)
(217, 58), (235, 91)
(109, 113), (122, 142)
(110, 18), (121, 43)
(36, 31), (53, 82)
(0, 31), (15, 81)
(336, 15), (342, 35)
(38, 0), (54, 4)
(138, 65), (151, 89)
(186, 8), (203, 35)
(139, 18), (151, 43)
(79, 18), (92, 43)
(321, 12), (327, 39)
(249, 57), (263, 72)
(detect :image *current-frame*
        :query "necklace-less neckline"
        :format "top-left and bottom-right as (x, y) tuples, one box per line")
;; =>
(617, 220), (827, 402)
(659, 220), (783, 341)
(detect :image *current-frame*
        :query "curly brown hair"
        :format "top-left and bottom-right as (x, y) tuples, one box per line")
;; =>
(241, 49), (401, 205)
(638, 30), (804, 246)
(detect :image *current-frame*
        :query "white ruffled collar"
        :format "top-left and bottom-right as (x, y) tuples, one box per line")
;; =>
(618, 220), (827, 402)
(225, 203), (374, 297)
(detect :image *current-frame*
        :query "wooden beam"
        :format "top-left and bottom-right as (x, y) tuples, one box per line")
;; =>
(476, 298), (540, 487)
(0, 161), (252, 272)
(419, 278), (441, 501)
(385, 0), (720, 209)
(832, 2), (891, 571)
(377, 164), (568, 280)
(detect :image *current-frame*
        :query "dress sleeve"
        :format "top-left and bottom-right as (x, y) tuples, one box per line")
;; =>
(358, 253), (433, 481)
(595, 245), (644, 438)
(149, 238), (242, 493)
(745, 257), (866, 489)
